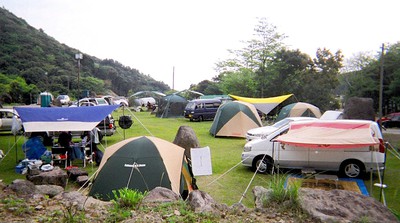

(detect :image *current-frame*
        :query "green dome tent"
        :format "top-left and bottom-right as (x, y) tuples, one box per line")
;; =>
(276, 102), (321, 122)
(209, 101), (262, 138)
(156, 94), (188, 118)
(89, 136), (197, 201)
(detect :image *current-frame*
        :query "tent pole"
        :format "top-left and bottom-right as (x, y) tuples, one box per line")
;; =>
(370, 148), (373, 195)
(15, 135), (18, 163)
(122, 106), (126, 140)
(380, 142), (388, 203)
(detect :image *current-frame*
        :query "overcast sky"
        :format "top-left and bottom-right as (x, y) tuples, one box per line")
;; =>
(2, 0), (399, 91)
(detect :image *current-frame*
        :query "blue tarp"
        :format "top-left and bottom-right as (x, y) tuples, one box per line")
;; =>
(22, 136), (47, 159)
(14, 105), (119, 132)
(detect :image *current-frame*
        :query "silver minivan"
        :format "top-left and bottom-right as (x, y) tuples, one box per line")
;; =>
(241, 119), (385, 178)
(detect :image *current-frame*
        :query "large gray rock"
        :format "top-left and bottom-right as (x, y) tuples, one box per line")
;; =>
(26, 166), (68, 187)
(35, 184), (64, 198)
(343, 97), (375, 121)
(186, 190), (217, 213)
(252, 186), (272, 209)
(143, 187), (180, 204)
(7, 179), (36, 196)
(299, 188), (398, 223)
(173, 126), (200, 160)
(67, 167), (88, 181)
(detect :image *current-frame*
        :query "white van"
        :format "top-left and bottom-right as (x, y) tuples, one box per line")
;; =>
(241, 120), (385, 178)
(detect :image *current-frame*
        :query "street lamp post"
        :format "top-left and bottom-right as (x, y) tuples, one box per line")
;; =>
(75, 53), (83, 104)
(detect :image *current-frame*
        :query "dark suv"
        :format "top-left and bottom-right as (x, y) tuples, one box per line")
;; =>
(97, 114), (116, 136)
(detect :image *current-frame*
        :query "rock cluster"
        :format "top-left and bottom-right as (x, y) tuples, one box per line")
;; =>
(1, 176), (398, 223)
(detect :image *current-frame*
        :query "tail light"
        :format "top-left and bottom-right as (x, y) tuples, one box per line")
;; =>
(108, 123), (113, 129)
(379, 138), (385, 153)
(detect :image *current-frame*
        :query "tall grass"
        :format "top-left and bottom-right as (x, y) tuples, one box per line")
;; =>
(0, 108), (399, 213)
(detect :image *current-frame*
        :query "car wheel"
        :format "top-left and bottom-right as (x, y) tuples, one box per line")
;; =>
(198, 116), (203, 122)
(252, 156), (273, 174)
(340, 160), (365, 178)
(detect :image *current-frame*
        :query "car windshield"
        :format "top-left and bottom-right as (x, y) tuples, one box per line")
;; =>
(96, 98), (108, 105)
(271, 119), (292, 128)
(185, 102), (196, 110)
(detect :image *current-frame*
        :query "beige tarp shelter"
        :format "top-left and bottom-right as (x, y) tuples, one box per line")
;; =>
(275, 120), (381, 149)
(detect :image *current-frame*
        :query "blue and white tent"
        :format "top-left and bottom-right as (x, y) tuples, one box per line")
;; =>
(14, 105), (119, 132)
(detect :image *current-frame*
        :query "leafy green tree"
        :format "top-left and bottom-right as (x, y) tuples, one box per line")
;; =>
(189, 80), (223, 95)
(340, 42), (400, 113)
(301, 48), (343, 110)
(216, 18), (286, 97)
(267, 49), (313, 97)
(219, 68), (258, 96)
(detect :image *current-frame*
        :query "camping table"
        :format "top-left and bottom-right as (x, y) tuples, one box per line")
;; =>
(52, 145), (86, 168)
(315, 174), (339, 188)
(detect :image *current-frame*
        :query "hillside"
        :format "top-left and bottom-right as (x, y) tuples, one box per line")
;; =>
(0, 7), (169, 102)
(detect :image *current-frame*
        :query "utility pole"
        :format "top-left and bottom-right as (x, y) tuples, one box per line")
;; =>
(75, 53), (83, 105)
(378, 43), (384, 130)
(172, 66), (175, 91)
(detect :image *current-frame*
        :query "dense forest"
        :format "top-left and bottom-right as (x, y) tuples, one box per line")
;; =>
(0, 7), (170, 104)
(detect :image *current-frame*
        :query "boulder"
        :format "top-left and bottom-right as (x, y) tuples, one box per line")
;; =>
(299, 188), (398, 223)
(252, 186), (272, 209)
(143, 187), (180, 204)
(173, 126), (200, 160)
(186, 190), (217, 213)
(26, 166), (68, 187)
(76, 175), (89, 187)
(67, 167), (88, 181)
(7, 179), (36, 196)
(343, 97), (375, 121)
(35, 184), (64, 198)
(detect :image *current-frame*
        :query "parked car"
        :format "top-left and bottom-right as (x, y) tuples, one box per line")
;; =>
(241, 120), (385, 178)
(69, 98), (110, 107)
(382, 115), (400, 128)
(184, 99), (221, 121)
(245, 117), (317, 141)
(379, 112), (400, 122)
(97, 114), (116, 136)
(0, 108), (22, 133)
(320, 110), (343, 120)
(56, 95), (70, 105)
(103, 95), (129, 107)
(113, 96), (129, 107)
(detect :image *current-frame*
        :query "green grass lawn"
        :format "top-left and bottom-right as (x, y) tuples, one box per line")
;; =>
(0, 108), (399, 214)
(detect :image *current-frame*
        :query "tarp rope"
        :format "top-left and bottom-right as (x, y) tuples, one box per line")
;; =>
(239, 153), (268, 203)
(206, 159), (246, 187)
(122, 108), (154, 136)
(0, 135), (24, 166)
(78, 168), (99, 193)
(125, 162), (149, 191)
(373, 147), (386, 206)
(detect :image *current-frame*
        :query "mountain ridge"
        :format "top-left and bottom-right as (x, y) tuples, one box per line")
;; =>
(0, 7), (170, 102)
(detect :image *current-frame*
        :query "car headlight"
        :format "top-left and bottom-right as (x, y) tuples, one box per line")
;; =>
(243, 145), (252, 152)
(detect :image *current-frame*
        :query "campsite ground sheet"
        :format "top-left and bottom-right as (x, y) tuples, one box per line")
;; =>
(286, 176), (369, 196)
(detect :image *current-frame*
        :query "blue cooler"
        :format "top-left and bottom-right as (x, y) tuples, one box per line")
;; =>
(15, 164), (24, 174)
